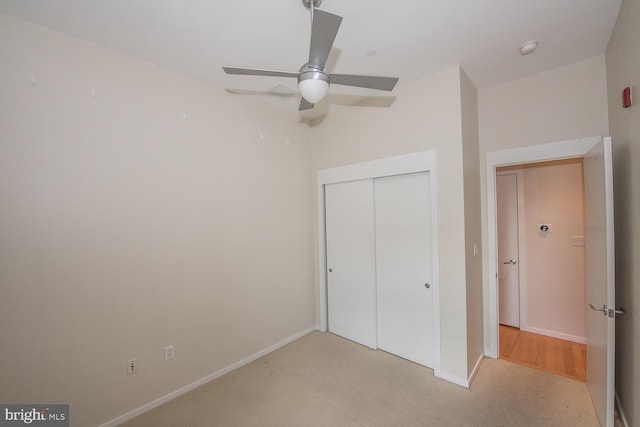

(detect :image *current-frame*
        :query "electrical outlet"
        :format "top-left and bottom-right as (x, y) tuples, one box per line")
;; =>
(165, 345), (174, 361)
(127, 358), (138, 375)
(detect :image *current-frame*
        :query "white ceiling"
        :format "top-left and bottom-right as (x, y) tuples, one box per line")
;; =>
(0, 0), (622, 116)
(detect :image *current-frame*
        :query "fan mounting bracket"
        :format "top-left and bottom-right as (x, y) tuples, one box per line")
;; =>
(301, 0), (322, 10)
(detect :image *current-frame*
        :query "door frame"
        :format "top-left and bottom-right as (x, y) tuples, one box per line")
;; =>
(317, 150), (441, 376)
(485, 136), (602, 358)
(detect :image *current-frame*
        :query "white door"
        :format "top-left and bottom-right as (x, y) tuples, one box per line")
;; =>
(584, 137), (615, 427)
(325, 179), (377, 349)
(496, 173), (520, 328)
(375, 172), (433, 367)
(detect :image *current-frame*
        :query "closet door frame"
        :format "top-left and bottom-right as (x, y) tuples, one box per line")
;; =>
(317, 150), (441, 377)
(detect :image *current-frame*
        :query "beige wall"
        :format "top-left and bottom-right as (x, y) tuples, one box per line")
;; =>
(460, 70), (484, 376)
(478, 56), (610, 350)
(605, 0), (640, 424)
(0, 13), (314, 427)
(310, 67), (473, 384)
(479, 55), (609, 152)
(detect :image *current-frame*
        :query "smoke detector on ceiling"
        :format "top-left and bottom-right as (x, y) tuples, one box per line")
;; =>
(519, 40), (538, 55)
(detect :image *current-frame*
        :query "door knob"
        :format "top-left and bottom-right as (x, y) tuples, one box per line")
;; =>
(612, 307), (626, 317)
(590, 303), (626, 318)
(424, 283), (430, 289)
(503, 259), (517, 265)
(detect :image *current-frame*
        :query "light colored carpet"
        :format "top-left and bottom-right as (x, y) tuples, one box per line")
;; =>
(121, 331), (599, 426)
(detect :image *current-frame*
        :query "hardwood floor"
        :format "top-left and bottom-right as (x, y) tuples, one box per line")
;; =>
(499, 325), (587, 382)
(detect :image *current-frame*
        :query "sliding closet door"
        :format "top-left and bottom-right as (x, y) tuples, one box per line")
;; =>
(325, 179), (377, 348)
(375, 172), (433, 367)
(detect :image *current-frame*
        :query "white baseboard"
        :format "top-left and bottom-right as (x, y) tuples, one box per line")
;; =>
(615, 392), (629, 427)
(436, 371), (469, 388)
(467, 354), (483, 387)
(483, 345), (498, 359)
(522, 326), (586, 344)
(98, 326), (319, 427)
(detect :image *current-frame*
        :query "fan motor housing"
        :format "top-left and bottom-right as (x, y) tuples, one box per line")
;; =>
(298, 65), (329, 85)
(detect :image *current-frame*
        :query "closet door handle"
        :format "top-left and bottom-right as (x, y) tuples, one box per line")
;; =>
(503, 259), (517, 265)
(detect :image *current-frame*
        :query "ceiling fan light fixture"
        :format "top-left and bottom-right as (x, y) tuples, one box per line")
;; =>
(298, 69), (330, 104)
(223, 4), (398, 112)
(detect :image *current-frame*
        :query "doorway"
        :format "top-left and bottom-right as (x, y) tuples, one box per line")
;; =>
(485, 136), (604, 357)
(495, 159), (587, 381)
(486, 136), (616, 426)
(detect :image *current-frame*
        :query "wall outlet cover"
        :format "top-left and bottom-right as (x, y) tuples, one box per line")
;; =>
(165, 345), (175, 360)
(127, 358), (138, 375)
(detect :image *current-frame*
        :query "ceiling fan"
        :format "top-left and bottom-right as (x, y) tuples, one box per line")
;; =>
(223, 0), (399, 111)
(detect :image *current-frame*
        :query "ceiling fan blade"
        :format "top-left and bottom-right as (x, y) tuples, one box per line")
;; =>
(299, 98), (315, 111)
(330, 74), (399, 91)
(308, 9), (342, 70)
(223, 67), (299, 78)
